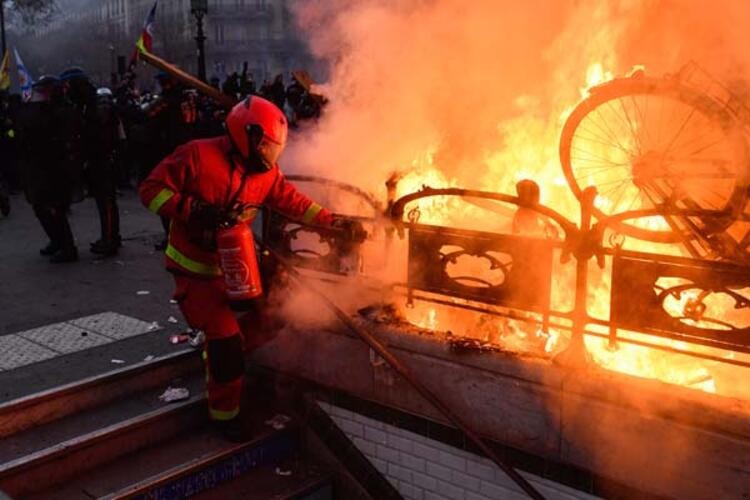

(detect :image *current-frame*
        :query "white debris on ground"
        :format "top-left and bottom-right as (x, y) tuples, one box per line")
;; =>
(274, 467), (292, 476)
(189, 331), (205, 348)
(265, 414), (291, 430)
(136, 290), (150, 295)
(169, 334), (190, 345)
(111, 359), (125, 364)
(158, 386), (190, 403)
(167, 316), (179, 324)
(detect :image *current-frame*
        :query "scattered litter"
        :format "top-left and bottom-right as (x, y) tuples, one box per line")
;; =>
(265, 414), (291, 430)
(115, 260), (125, 266)
(169, 299), (178, 305)
(143, 355), (155, 362)
(189, 330), (205, 348)
(111, 359), (125, 364)
(80, 331), (88, 337)
(274, 467), (292, 477)
(170, 334), (190, 345)
(136, 290), (151, 296)
(158, 386), (190, 403)
(148, 321), (160, 331)
(167, 316), (179, 324)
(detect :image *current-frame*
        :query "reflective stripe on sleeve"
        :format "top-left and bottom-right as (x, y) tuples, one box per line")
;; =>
(301, 202), (323, 224)
(147, 188), (175, 214)
(209, 406), (240, 421)
(165, 244), (222, 276)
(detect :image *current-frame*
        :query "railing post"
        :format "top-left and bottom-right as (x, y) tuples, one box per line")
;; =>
(555, 187), (597, 367)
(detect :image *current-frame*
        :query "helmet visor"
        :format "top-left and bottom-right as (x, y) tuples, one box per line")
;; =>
(257, 136), (284, 166)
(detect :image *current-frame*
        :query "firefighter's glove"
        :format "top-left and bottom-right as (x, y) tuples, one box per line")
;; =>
(188, 199), (225, 230)
(332, 218), (368, 243)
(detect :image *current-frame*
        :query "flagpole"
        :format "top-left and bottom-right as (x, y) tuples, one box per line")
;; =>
(138, 50), (235, 109)
(1, 0), (6, 56)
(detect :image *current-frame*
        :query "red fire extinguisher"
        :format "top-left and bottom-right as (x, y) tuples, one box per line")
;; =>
(216, 223), (263, 306)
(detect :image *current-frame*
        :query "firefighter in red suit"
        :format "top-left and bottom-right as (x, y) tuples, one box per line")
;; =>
(140, 95), (361, 440)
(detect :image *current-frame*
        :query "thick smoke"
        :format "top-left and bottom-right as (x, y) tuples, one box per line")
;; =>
(285, 0), (750, 214)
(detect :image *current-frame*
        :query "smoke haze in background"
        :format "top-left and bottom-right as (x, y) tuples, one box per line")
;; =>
(284, 0), (750, 217)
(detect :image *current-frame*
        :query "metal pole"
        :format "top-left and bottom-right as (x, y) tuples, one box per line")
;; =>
(1, 0), (6, 56)
(194, 11), (207, 82)
(555, 186), (596, 366)
(137, 49), (235, 108)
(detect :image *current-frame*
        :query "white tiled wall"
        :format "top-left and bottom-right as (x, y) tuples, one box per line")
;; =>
(318, 401), (600, 500)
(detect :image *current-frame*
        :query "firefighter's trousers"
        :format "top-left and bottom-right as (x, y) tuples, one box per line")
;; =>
(172, 274), (278, 422)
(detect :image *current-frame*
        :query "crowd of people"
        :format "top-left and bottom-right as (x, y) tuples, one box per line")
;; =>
(0, 67), (326, 262)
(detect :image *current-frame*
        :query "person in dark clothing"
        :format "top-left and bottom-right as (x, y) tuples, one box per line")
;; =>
(140, 73), (199, 250)
(268, 74), (286, 110)
(60, 67), (98, 198)
(113, 75), (141, 189)
(16, 76), (81, 263)
(0, 92), (15, 216)
(285, 77), (305, 128)
(239, 63), (255, 97)
(222, 72), (240, 100)
(87, 87), (125, 256)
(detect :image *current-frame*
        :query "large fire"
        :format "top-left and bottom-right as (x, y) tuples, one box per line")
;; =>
(400, 63), (750, 393)
(287, 1), (750, 400)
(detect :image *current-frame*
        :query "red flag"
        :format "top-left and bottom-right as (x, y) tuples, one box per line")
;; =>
(129, 1), (158, 67)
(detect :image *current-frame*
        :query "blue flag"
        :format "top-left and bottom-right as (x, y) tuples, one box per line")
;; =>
(13, 48), (33, 101)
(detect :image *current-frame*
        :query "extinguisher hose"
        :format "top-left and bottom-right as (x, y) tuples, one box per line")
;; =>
(261, 244), (546, 500)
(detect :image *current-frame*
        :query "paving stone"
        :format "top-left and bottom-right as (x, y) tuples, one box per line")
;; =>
(16, 322), (112, 354)
(0, 335), (58, 370)
(68, 311), (158, 340)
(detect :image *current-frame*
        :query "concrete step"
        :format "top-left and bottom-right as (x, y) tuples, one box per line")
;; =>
(0, 353), (335, 499)
(33, 419), (303, 499)
(0, 349), (201, 440)
(0, 389), (206, 497)
(0, 371), (205, 467)
(192, 460), (333, 500)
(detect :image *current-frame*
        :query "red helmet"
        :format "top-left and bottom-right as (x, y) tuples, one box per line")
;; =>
(226, 95), (288, 171)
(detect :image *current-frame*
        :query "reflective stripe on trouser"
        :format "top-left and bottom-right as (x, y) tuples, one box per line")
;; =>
(166, 244), (222, 276)
(173, 276), (280, 422)
(202, 346), (242, 421)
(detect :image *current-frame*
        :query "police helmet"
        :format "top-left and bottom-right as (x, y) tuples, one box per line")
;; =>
(59, 67), (88, 82)
(31, 75), (59, 89)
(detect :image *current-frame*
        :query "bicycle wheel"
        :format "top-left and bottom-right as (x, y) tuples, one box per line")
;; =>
(560, 74), (750, 243)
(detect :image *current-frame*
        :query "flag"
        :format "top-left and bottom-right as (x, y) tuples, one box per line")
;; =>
(133, 1), (158, 62)
(0, 49), (10, 91)
(13, 48), (33, 101)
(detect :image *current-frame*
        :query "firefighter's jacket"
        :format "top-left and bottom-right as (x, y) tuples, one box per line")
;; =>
(139, 136), (333, 277)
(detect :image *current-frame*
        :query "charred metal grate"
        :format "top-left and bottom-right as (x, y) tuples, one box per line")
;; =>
(406, 224), (554, 314)
(610, 254), (750, 353)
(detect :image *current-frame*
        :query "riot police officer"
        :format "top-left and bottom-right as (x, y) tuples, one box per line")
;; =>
(88, 87), (125, 256)
(16, 76), (80, 262)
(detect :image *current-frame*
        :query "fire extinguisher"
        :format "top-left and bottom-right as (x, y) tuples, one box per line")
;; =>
(216, 222), (263, 309)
